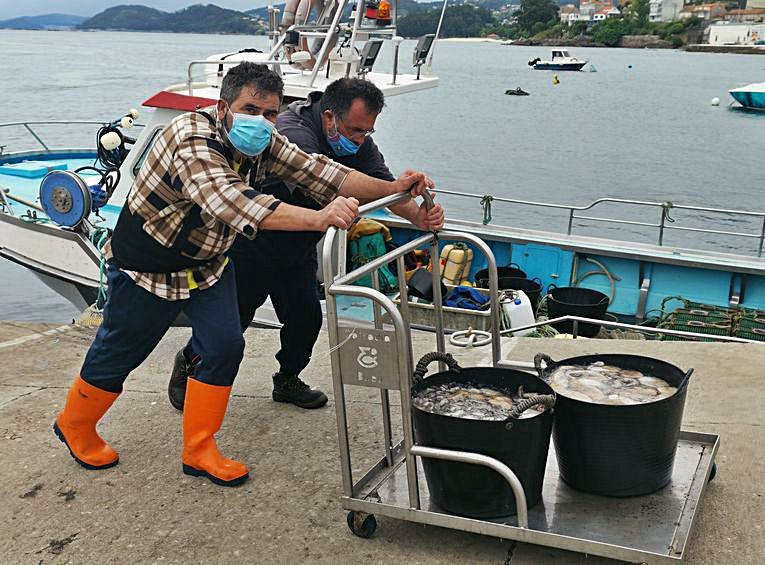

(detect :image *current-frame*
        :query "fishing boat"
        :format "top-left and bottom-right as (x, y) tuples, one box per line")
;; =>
(0, 0), (441, 320)
(729, 82), (765, 110)
(1, 0), (765, 340)
(527, 50), (588, 71)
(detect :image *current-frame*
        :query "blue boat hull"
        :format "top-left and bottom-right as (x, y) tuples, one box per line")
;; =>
(729, 90), (765, 110)
(3, 152), (765, 327)
(533, 63), (586, 71)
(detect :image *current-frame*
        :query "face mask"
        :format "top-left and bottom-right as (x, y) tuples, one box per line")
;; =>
(222, 105), (274, 157)
(326, 117), (360, 157)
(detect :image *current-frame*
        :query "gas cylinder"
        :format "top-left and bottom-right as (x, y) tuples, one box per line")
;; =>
(439, 243), (473, 286)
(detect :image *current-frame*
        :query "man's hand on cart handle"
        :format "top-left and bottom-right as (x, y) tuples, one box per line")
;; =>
(394, 169), (435, 197)
(314, 196), (359, 231)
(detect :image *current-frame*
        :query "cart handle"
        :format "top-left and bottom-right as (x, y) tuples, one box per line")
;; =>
(414, 351), (461, 383)
(411, 445), (529, 529)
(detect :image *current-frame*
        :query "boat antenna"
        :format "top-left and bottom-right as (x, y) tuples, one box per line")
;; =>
(427, 0), (448, 69)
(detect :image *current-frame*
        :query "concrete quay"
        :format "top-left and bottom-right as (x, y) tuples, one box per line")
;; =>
(0, 321), (762, 564)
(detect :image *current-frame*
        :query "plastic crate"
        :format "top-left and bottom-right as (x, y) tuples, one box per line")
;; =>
(659, 309), (732, 341)
(735, 316), (765, 342)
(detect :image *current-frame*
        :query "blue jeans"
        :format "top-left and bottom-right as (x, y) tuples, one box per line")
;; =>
(81, 263), (244, 392)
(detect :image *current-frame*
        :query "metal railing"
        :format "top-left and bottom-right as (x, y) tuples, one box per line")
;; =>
(0, 120), (143, 154)
(0, 121), (104, 152)
(186, 59), (298, 96)
(437, 188), (765, 258)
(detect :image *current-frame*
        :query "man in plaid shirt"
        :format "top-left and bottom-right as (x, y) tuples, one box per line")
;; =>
(53, 63), (432, 487)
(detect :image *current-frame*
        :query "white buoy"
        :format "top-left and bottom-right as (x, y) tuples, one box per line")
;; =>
(100, 131), (122, 151)
(711, 97), (720, 106)
(290, 51), (312, 63)
(120, 116), (134, 128)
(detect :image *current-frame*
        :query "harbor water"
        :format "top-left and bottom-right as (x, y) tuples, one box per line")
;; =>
(0, 30), (763, 322)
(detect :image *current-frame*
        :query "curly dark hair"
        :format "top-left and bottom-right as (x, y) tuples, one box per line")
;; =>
(319, 78), (385, 118)
(220, 62), (284, 103)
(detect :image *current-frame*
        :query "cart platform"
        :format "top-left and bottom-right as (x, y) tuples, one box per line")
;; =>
(344, 431), (717, 564)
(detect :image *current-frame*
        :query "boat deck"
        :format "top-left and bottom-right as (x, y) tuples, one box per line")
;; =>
(0, 321), (762, 563)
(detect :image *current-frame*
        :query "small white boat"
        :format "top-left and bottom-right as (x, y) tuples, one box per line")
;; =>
(729, 82), (765, 110)
(528, 50), (587, 71)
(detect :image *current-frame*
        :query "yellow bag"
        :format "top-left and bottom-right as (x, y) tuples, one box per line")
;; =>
(439, 243), (472, 286)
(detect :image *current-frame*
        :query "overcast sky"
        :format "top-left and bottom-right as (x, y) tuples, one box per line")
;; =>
(0, 1), (276, 19)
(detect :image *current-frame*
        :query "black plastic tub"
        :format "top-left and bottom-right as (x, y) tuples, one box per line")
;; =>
(503, 277), (543, 309)
(535, 353), (692, 497)
(547, 286), (609, 337)
(412, 352), (555, 518)
(475, 264), (527, 288)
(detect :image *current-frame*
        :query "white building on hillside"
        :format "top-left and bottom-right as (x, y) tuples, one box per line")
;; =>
(747, 0), (765, 9)
(560, 4), (578, 23)
(707, 22), (765, 44)
(650, 0), (684, 22)
(593, 6), (621, 21)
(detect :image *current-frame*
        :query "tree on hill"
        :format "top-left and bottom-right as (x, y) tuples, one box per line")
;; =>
(632, 0), (650, 28)
(79, 5), (167, 30)
(397, 5), (494, 38)
(515, 0), (559, 35)
(79, 4), (264, 34)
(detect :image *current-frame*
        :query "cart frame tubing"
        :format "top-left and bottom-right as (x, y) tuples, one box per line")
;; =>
(321, 191), (508, 513)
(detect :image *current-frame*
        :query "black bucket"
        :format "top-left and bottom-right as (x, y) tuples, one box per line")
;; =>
(475, 264), (527, 288)
(412, 352), (555, 518)
(407, 267), (447, 303)
(501, 277), (542, 309)
(547, 286), (609, 337)
(534, 353), (692, 497)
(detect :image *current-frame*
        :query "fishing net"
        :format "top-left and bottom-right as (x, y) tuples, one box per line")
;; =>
(656, 296), (765, 342)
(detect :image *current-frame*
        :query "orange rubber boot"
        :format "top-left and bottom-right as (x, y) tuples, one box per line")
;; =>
(53, 375), (119, 470)
(181, 379), (249, 487)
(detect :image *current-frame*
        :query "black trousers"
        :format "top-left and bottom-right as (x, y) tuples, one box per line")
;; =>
(185, 230), (323, 378)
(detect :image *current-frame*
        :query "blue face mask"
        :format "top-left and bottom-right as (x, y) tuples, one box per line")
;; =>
(223, 105), (274, 157)
(326, 118), (360, 157)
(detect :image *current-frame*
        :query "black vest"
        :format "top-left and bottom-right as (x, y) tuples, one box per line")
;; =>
(110, 111), (228, 273)
(109, 204), (213, 273)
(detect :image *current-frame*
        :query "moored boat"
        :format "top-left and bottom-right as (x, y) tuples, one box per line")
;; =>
(528, 50), (587, 71)
(729, 82), (765, 110)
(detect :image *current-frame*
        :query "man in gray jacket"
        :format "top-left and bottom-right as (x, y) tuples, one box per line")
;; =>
(167, 78), (444, 411)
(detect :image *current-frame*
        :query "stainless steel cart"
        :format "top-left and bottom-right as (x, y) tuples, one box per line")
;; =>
(320, 193), (719, 564)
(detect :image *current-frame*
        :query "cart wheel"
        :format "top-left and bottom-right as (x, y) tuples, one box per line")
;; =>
(708, 462), (717, 483)
(346, 511), (377, 538)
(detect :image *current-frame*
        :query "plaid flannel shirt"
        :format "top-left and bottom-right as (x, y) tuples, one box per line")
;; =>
(104, 107), (351, 300)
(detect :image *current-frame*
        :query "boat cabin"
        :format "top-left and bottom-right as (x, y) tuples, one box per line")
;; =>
(551, 50), (571, 60)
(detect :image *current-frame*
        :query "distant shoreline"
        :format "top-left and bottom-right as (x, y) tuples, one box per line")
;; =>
(438, 37), (504, 44)
(0, 27), (261, 37)
(440, 36), (765, 54)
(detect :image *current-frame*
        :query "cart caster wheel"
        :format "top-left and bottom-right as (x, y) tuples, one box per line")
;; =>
(347, 511), (377, 538)
(708, 462), (717, 483)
